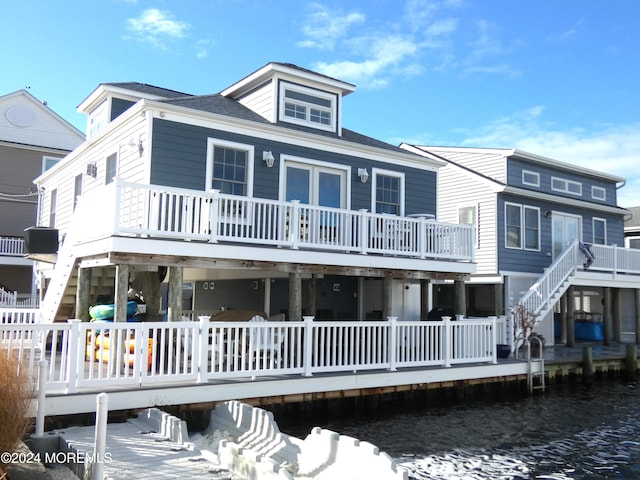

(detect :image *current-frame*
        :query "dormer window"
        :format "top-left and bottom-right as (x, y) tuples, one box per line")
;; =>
(279, 82), (336, 132)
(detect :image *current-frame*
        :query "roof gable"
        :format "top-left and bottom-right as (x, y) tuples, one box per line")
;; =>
(0, 89), (84, 150)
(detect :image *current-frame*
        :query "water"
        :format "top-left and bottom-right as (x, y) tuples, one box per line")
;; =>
(278, 381), (640, 479)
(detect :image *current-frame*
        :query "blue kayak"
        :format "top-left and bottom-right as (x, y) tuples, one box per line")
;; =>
(89, 301), (138, 320)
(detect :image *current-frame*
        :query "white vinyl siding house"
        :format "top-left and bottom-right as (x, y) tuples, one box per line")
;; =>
(434, 160), (497, 276)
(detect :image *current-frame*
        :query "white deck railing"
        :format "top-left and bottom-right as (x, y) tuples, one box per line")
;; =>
(0, 315), (504, 395)
(79, 180), (475, 261)
(0, 236), (25, 256)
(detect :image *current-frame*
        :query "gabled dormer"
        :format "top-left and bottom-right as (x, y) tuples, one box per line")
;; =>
(220, 62), (355, 136)
(77, 83), (192, 139)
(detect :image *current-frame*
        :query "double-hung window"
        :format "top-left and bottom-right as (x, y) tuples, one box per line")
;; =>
(206, 139), (254, 196)
(279, 82), (336, 132)
(73, 174), (83, 211)
(105, 153), (117, 185)
(593, 218), (606, 245)
(505, 203), (539, 250)
(372, 169), (404, 215)
(459, 204), (478, 246)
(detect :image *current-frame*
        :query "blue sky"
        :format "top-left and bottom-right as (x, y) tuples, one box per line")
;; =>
(3, 0), (639, 207)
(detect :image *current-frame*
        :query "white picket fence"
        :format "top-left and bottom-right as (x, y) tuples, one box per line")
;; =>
(0, 312), (506, 395)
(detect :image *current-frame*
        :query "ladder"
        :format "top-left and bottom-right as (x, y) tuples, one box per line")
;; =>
(515, 336), (546, 393)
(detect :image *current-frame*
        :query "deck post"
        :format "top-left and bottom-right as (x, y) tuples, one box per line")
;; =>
(388, 316), (398, 371)
(566, 286), (576, 348)
(289, 271), (302, 321)
(582, 346), (594, 384)
(75, 267), (92, 322)
(167, 266), (183, 322)
(625, 344), (638, 380)
(382, 277), (392, 319)
(559, 294), (568, 344)
(612, 288), (622, 343)
(454, 279), (466, 317)
(302, 316), (314, 377)
(420, 279), (430, 320)
(303, 275), (316, 317)
(114, 264), (129, 322)
(603, 287), (612, 346)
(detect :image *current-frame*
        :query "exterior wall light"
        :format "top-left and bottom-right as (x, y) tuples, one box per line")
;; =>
(358, 168), (369, 183)
(263, 151), (275, 168)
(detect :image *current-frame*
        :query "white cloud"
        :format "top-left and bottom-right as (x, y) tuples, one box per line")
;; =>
(125, 9), (190, 49)
(459, 108), (640, 207)
(311, 35), (419, 88)
(296, 3), (365, 50)
(297, 1), (522, 88)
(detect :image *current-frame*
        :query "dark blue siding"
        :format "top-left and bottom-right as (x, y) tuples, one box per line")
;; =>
(507, 158), (619, 207)
(497, 193), (625, 274)
(110, 98), (136, 121)
(150, 118), (436, 215)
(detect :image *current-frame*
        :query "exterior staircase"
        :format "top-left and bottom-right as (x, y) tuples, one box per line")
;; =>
(39, 194), (116, 323)
(516, 240), (584, 329)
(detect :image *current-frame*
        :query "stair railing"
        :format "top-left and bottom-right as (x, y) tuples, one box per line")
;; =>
(518, 240), (581, 318)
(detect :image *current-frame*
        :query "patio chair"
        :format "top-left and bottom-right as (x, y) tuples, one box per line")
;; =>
(248, 315), (283, 368)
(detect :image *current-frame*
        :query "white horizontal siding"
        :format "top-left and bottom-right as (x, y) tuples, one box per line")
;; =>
(38, 117), (149, 235)
(438, 164), (497, 275)
(237, 82), (274, 122)
(429, 149), (507, 184)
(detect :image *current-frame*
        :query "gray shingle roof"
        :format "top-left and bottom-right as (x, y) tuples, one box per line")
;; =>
(106, 81), (408, 154)
(103, 82), (193, 99)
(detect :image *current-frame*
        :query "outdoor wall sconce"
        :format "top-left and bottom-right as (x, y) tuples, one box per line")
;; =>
(544, 210), (552, 218)
(128, 136), (144, 157)
(263, 151), (275, 168)
(358, 168), (369, 183)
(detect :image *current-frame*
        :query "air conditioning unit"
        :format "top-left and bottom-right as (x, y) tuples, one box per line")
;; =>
(86, 162), (97, 177)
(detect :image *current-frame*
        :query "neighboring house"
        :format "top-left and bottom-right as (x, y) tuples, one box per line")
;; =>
(31, 63), (475, 324)
(624, 206), (640, 249)
(401, 145), (639, 345)
(0, 90), (84, 305)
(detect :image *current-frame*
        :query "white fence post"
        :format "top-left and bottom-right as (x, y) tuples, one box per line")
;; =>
(302, 316), (314, 377)
(388, 317), (398, 371)
(291, 201), (301, 249)
(196, 317), (209, 383)
(93, 392), (109, 480)
(34, 359), (48, 437)
(490, 317), (498, 364)
(358, 209), (368, 255)
(442, 316), (451, 367)
(209, 189), (220, 243)
(66, 319), (82, 394)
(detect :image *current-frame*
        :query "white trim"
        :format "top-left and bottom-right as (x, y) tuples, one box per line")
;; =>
(278, 154), (351, 208)
(551, 176), (582, 196)
(504, 202), (540, 251)
(42, 155), (62, 173)
(592, 217), (607, 245)
(370, 168), (405, 216)
(522, 170), (540, 187)
(278, 81), (337, 133)
(592, 186), (606, 201)
(205, 138), (255, 197)
(457, 203), (479, 247)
